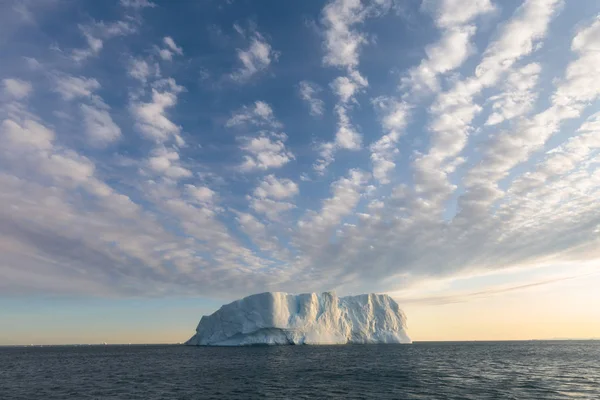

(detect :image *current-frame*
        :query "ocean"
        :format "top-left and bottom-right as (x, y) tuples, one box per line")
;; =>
(1, 341), (598, 399)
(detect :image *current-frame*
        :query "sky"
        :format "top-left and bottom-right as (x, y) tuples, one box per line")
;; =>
(1, 0), (600, 345)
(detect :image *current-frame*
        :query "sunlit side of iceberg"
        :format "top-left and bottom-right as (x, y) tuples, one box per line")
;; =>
(186, 291), (411, 346)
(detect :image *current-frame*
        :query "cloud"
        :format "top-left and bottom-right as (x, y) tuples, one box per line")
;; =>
(226, 101), (281, 128)
(0, 114), (208, 296)
(402, 0), (495, 95)
(131, 78), (184, 143)
(298, 81), (325, 116)
(147, 147), (192, 180)
(421, 0), (495, 29)
(454, 16), (600, 229)
(164, 37), (182, 54)
(225, 101), (294, 172)
(235, 211), (273, 250)
(248, 175), (299, 220)
(185, 184), (217, 205)
(49, 74), (120, 147)
(80, 103), (121, 147)
(314, 70), (367, 173)
(128, 58), (160, 83)
(0, 118), (54, 151)
(320, 0), (389, 68)
(52, 75), (100, 100)
(2, 0), (600, 302)
(485, 62), (541, 126)
(231, 32), (277, 82)
(2, 78), (33, 99)
(296, 169), (370, 253)
(317, 0), (385, 174)
(240, 134), (294, 171)
(402, 25), (476, 94)
(72, 20), (137, 62)
(330, 69), (367, 104)
(250, 197), (295, 221)
(467, 15), (600, 188)
(253, 174), (299, 199)
(396, 274), (593, 305)
(157, 36), (183, 61)
(333, 105), (362, 150)
(248, 174), (299, 221)
(370, 98), (411, 184)
(314, 108), (364, 174)
(510, 111), (600, 197)
(120, 0), (155, 8)
(413, 0), (562, 214)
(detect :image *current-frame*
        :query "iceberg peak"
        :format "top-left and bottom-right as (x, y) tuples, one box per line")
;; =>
(186, 291), (411, 346)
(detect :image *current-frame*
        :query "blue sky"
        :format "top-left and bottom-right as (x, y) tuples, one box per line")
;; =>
(1, 0), (600, 343)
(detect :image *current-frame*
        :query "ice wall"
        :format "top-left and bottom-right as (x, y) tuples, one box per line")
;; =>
(185, 292), (411, 346)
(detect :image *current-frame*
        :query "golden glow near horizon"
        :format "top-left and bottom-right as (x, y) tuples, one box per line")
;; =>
(397, 263), (600, 341)
(2, 263), (599, 345)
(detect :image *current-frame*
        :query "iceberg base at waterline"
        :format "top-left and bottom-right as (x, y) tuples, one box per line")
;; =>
(185, 291), (411, 346)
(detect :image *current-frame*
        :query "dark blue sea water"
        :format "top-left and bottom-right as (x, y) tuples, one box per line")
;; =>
(1, 341), (599, 399)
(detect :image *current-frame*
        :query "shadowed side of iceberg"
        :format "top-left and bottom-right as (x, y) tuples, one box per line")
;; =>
(185, 292), (411, 346)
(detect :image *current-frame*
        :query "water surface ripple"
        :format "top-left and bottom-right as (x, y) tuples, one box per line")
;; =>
(1, 341), (599, 399)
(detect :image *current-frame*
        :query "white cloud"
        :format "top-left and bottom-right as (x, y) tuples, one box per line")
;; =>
(314, 142), (336, 174)
(413, 0), (562, 214)
(80, 104), (121, 147)
(510, 111), (600, 195)
(53, 75), (100, 100)
(158, 36), (183, 61)
(0, 118), (54, 150)
(330, 70), (367, 103)
(231, 32), (277, 82)
(474, 15), (600, 179)
(298, 81), (325, 116)
(226, 100), (293, 172)
(120, 0), (156, 8)
(333, 105), (362, 150)
(3, 0), (600, 303)
(131, 78), (184, 143)
(402, 25), (476, 94)
(485, 62), (541, 125)
(0, 84), (289, 297)
(185, 184), (217, 205)
(297, 169), (370, 248)
(3, 78), (33, 99)
(314, 70), (367, 173)
(164, 36), (183, 55)
(421, 0), (495, 29)
(370, 98), (410, 184)
(23, 57), (41, 70)
(128, 58), (159, 83)
(455, 15), (600, 231)
(321, 0), (388, 68)
(317, 0), (383, 175)
(240, 134), (294, 171)
(402, 0), (495, 95)
(247, 174), (298, 220)
(0, 115), (225, 296)
(226, 101), (281, 128)
(253, 174), (299, 199)
(72, 20), (137, 62)
(250, 197), (295, 221)
(234, 211), (288, 255)
(147, 147), (192, 180)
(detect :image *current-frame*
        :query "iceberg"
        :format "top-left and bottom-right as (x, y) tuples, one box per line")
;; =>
(185, 291), (411, 346)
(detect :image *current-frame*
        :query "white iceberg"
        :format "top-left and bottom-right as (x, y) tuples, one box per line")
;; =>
(185, 291), (411, 346)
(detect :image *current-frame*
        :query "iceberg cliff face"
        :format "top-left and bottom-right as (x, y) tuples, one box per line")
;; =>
(185, 292), (411, 346)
